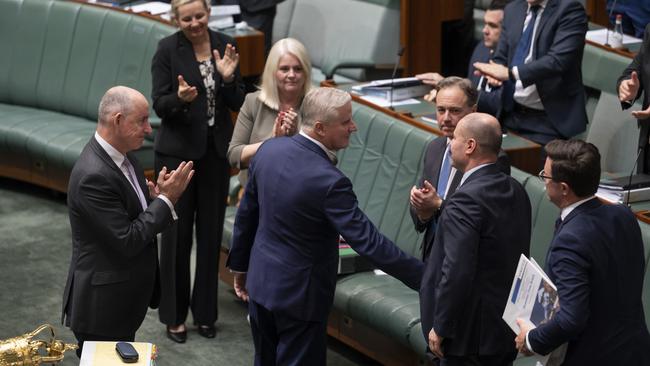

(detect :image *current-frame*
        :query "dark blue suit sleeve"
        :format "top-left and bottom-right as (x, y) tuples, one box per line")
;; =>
(432, 191), (480, 339)
(228, 158), (260, 272)
(324, 176), (423, 290)
(528, 232), (591, 355)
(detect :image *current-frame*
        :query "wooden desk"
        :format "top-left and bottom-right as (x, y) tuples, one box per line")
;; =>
(69, 0), (265, 77)
(322, 80), (542, 175)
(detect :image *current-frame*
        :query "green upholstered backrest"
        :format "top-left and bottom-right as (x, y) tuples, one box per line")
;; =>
(582, 43), (632, 95)
(586, 92), (640, 173)
(0, 0), (175, 120)
(284, 0), (400, 81)
(338, 102), (434, 257)
(524, 177), (559, 268)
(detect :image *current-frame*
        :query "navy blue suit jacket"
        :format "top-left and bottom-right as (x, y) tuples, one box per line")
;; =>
(228, 134), (423, 322)
(468, 42), (502, 117)
(419, 163), (531, 356)
(410, 137), (511, 260)
(528, 198), (650, 365)
(493, 0), (588, 138)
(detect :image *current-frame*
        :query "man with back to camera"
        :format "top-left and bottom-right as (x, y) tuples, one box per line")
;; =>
(515, 139), (650, 365)
(227, 87), (423, 366)
(419, 112), (531, 365)
(410, 77), (510, 261)
(61, 86), (194, 356)
(473, 0), (588, 149)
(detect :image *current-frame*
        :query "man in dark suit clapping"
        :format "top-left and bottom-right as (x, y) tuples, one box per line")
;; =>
(61, 86), (194, 356)
(227, 87), (423, 366)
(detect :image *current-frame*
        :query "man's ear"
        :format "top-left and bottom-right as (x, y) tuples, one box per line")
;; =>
(466, 137), (477, 154)
(113, 112), (123, 126)
(314, 120), (325, 136)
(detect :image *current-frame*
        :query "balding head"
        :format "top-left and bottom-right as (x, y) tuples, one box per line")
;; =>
(96, 86), (151, 154)
(449, 113), (502, 172)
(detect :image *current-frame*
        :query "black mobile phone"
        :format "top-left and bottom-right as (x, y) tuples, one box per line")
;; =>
(115, 342), (139, 363)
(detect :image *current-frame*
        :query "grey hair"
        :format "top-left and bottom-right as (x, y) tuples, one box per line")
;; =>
(301, 88), (351, 129)
(97, 86), (133, 125)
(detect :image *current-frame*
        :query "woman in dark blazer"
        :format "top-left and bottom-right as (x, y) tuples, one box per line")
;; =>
(151, 0), (245, 343)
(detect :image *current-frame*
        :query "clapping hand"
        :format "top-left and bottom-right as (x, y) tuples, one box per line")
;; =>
(473, 60), (508, 86)
(213, 44), (239, 83)
(619, 71), (640, 103)
(156, 161), (194, 205)
(177, 75), (198, 103)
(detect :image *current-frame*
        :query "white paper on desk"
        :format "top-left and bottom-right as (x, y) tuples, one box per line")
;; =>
(359, 95), (420, 107)
(586, 29), (642, 46)
(212, 5), (241, 16)
(352, 77), (421, 91)
(129, 2), (170, 15)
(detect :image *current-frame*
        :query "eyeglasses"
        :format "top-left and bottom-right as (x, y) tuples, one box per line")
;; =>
(538, 169), (554, 182)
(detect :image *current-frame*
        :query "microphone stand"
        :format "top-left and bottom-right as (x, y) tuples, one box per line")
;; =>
(388, 46), (405, 111)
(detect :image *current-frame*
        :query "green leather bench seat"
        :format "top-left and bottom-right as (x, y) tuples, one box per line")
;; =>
(0, 0), (175, 191)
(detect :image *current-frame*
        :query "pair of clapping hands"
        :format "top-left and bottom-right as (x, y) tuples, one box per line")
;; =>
(147, 161), (194, 205)
(177, 44), (239, 103)
(273, 108), (298, 137)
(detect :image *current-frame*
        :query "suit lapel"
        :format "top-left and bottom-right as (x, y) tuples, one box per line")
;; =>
(429, 137), (446, 185)
(209, 30), (224, 87)
(533, 0), (558, 57)
(177, 32), (203, 92)
(509, 0), (529, 56)
(126, 152), (151, 204)
(89, 137), (145, 212)
(555, 197), (600, 234)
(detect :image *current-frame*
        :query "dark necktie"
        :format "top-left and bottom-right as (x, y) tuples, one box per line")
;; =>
(553, 217), (562, 235)
(512, 5), (540, 67)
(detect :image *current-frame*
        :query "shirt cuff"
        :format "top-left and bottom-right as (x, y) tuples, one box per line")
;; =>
(525, 329), (536, 354)
(512, 66), (521, 82)
(229, 269), (247, 274)
(157, 194), (177, 221)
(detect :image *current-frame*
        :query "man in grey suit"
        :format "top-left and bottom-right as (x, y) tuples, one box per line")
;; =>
(61, 86), (194, 356)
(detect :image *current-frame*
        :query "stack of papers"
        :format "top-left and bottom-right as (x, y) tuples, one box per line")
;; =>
(209, 5), (241, 29)
(503, 254), (566, 366)
(596, 173), (650, 204)
(586, 29), (641, 46)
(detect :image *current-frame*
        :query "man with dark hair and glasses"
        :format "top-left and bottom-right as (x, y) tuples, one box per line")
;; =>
(516, 139), (650, 365)
(410, 77), (510, 260)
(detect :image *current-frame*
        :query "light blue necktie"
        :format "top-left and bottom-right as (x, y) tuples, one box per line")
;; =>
(437, 146), (452, 199)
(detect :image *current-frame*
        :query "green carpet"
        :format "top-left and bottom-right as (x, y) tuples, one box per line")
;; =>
(0, 178), (378, 365)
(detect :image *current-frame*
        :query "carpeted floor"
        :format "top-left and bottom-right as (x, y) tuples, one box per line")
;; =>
(0, 177), (378, 365)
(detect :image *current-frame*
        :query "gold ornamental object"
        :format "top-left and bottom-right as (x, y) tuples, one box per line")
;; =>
(0, 324), (77, 365)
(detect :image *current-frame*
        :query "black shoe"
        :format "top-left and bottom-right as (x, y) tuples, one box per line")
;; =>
(166, 327), (187, 343)
(197, 325), (216, 338)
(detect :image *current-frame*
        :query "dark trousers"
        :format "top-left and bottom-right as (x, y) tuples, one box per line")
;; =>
(503, 104), (562, 170)
(156, 138), (230, 327)
(438, 352), (516, 366)
(248, 300), (327, 366)
(73, 331), (134, 358)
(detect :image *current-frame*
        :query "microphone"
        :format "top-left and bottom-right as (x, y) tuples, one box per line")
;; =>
(388, 46), (406, 111)
(625, 146), (644, 206)
(604, 0), (619, 47)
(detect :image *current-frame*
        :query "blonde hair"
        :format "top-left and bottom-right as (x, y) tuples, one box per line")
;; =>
(170, 0), (209, 22)
(301, 88), (351, 129)
(258, 38), (312, 110)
